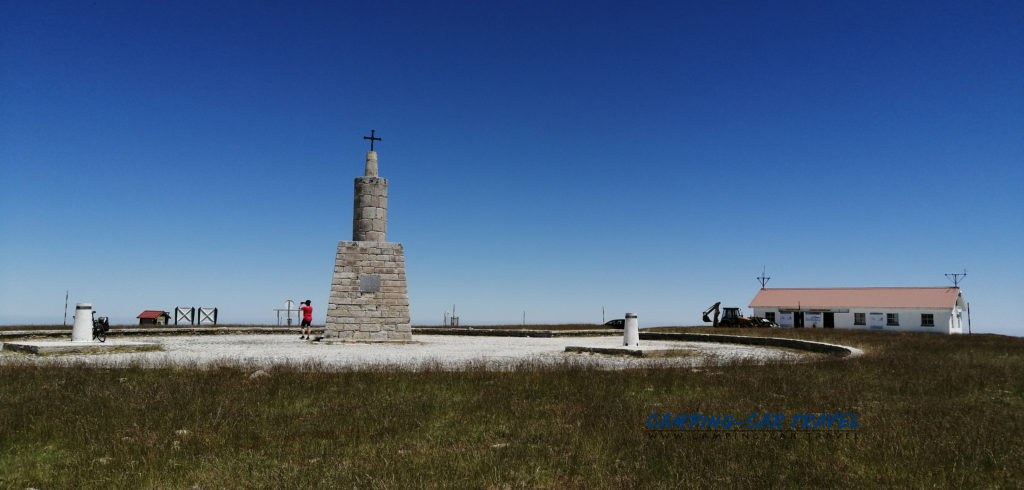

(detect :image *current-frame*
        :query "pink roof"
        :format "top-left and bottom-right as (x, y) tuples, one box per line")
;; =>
(137, 310), (169, 319)
(749, 287), (963, 309)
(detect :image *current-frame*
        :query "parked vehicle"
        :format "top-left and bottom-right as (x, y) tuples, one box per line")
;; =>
(702, 302), (774, 327)
(604, 319), (625, 329)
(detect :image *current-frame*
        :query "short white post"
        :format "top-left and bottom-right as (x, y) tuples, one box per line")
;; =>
(72, 302), (93, 342)
(624, 312), (639, 347)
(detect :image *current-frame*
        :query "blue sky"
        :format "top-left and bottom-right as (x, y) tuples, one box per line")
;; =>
(2, 1), (1021, 335)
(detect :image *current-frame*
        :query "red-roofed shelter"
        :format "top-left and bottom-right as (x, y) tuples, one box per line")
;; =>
(137, 310), (170, 325)
(749, 287), (966, 334)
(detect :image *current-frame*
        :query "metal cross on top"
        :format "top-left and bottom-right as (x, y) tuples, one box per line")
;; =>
(363, 129), (381, 151)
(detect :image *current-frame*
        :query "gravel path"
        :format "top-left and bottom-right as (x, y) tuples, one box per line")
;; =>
(0, 334), (815, 370)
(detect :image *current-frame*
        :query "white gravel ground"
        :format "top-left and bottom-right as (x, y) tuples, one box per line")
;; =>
(0, 334), (816, 370)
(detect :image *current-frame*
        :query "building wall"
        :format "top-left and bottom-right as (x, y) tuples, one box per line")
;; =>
(753, 307), (962, 334)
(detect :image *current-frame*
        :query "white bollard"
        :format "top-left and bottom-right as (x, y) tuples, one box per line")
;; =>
(72, 302), (93, 342)
(624, 312), (639, 347)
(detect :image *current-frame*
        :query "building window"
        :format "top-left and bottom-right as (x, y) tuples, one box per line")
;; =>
(765, 312), (775, 323)
(921, 314), (934, 327)
(854, 313), (866, 326)
(887, 313), (900, 326)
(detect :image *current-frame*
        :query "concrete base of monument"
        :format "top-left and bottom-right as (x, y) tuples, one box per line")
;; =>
(2, 340), (163, 356)
(564, 346), (645, 357)
(564, 345), (703, 358)
(315, 337), (418, 344)
(317, 329), (413, 343)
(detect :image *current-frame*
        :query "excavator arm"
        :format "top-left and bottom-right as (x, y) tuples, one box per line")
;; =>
(702, 302), (721, 327)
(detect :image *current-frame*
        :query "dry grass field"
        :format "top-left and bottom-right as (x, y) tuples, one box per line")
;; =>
(1, 325), (1021, 488)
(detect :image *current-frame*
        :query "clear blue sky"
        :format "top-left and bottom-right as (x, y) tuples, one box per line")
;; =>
(2, 1), (1022, 335)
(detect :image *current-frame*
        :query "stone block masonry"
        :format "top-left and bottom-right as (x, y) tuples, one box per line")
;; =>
(324, 242), (412, 341)
(325, 146), (412, 342)
(352, 176), (387, 242)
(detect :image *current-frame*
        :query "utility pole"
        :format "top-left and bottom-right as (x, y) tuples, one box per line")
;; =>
(967, 302), (972, 335)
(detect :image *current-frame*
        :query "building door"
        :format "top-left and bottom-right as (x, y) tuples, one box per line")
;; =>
(824, 313), (835, 328)
(795, 312), (805, 328)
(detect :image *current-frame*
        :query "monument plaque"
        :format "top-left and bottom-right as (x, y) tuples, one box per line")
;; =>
(359, 274), (381, 292)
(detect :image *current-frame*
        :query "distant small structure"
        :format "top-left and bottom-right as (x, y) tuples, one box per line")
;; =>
(274, 300), (299, 326)
(197, 307), (218, 325)
(171, 306), (218, 325)
(175, 307), (195, 325)
(137, 310), (171, 325)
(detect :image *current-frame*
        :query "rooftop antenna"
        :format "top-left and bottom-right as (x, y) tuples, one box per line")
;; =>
(945, 269), (967, 288)
(757, 266), (771, 289)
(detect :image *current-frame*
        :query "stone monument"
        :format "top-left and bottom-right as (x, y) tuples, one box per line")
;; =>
(323, 130), (412, 341)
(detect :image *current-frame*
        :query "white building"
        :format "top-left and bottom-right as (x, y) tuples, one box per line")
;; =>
(749, 287), (967, 334)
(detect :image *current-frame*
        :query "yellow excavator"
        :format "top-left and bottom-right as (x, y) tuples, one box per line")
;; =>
(702, 302), (773, 327)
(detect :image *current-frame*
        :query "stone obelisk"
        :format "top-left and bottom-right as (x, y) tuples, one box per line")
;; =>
(324, 131), (412, 341)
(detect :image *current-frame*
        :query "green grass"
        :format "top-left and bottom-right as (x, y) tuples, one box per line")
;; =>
(0, 328), (1021, 488)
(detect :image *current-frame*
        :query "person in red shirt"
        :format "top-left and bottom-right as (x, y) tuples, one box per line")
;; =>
(299, 300), (313, 340)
